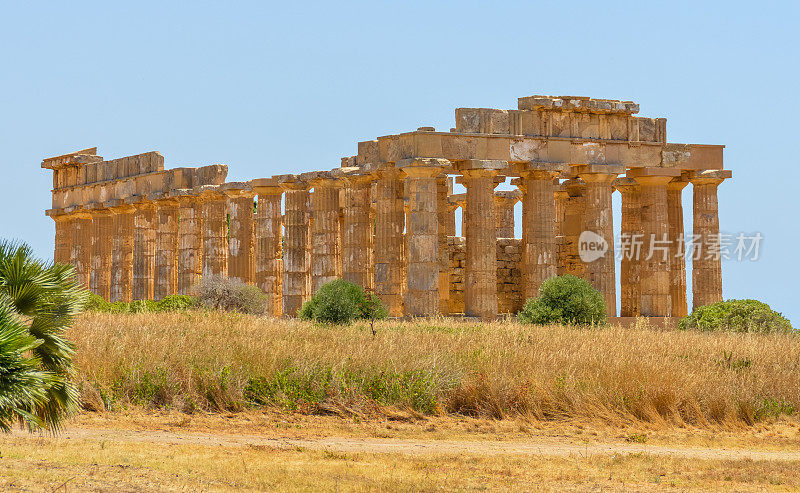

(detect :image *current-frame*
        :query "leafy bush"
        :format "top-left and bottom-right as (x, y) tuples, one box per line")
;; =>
(85, 293), (199, 313)
(299, 279), (387, 324)
(156, 295), (200, 312)
(679, 299), (793, 334)
(518, 274), (607, 326)
(194, 275), (266, 315)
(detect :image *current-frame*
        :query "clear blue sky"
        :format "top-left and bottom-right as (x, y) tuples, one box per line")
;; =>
(2, 1), (798, 326)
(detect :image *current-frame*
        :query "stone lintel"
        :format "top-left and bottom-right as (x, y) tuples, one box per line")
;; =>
(517, 95), (639, 114)
(396, 158), (451, 169)
(459, 159), (507, 171)
(41, 147), (100, 169)
(626, 167), (682, 179)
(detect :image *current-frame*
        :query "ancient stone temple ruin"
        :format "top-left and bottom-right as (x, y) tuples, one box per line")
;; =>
(43, 95), (730, 320)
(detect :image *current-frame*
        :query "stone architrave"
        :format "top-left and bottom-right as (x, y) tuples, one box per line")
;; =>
(89, 205), (114, 300)
(252, 179), (284, 317)
(301, 171), (340, 294)
(107, 200), (136, 303)
(461, 159), (506, 320)
(196, 186), (229, 279)
(630, 168), (681, 317)
(278, 176), (311, 317)
(129, 197), (157, 301)
(613, 177), (642, 317)
(371, 164), (405, 316)
(667, 176), (690, 317)
(690, 169), (731, 309)
(335, 168), (373, 290)
(518, 163), (568, 301)
(575, 164), (623, 317)
(151, 192), (180, 300)
(397, 158), (449, 317)
(222, 182), (256, 285)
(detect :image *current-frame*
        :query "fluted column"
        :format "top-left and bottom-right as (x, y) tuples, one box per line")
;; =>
(109, 202), (135, 303)
(304, 172), (340, 294)
(279, 176), (311, 317)
(631, 170), (676, 317)
(131, 198), (157, 300)
(172, 192), (203, 295)
(452, 194), (466, 237)
(554, 184), (568, 276)
(576, 164), (622, 317)
(462, 160), (506, 320)
(153, 194), (180, 299)
(198, 186), (229, 278)
(373, 165), (405, 316)
(562, 178), (587, 280)
(691, 170), (731, 309)
(398, 158), (449, 317)
(223, 183), (255, 285)
(667, 178), (689, 317)
(613, 178), (642, 317)
(338, 170), (373, 290)
(70, 210), (93, 288)
(90, 207), (114, 300)
(53, 214), (72, 264)
(252, 179), (284, 317)
(518, 164), (566, 300)
(494, 190), (520, 239)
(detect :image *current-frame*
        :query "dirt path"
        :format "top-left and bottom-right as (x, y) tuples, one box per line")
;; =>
(14, 427), (800, 462)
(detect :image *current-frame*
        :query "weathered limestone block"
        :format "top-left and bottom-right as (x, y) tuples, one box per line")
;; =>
(252, 179), (284, 317)
(129, 198), (157, 300)
(398, 158), (449, 317)
(613, 178), (642, 317)
(336, 168), (373, 290)
(89, 206), (114, 300)
(462, 160), (506, 320)
(576, 164), (623, 317)
(301, 171), (340, 294)
(170, 191), (203, 296)
(152, 193), (180, 300)
(496, 238), (524, 313)
(108, 201), (135, 303)
(630, 168), (680, 316)
(197, 186), (229, 279)
(667, 177), (689, 317)
(279, 176), (311, 317)
(691, 169), (731, 309)
(372, 165), (405, 316)
(222, 183), (255, 285)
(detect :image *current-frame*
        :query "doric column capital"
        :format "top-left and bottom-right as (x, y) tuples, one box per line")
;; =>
(275, 174), (311, 192)
(522, 162), (569, 181)
(104, 198), (136, 215)
(574, 164), (624, 183)
(612, 177), (641, 195)
(220, 181), (255, 199)
(169, 189), (200, 205)
(300, 170), (340, 189)
(396, 158), (449, 178)
(147, 191), (180, 208)
(493, 190), (522, 206)
(250, 177), (283, 195)
(193, 184), (226, 201)
(459, 159), (506, 181)
(563, 177), (586, 197)
(86, 202), (114, 218)
(627, 167), (681, 187)
(667, 177), (690, 192)
(690, 169), (732, 186)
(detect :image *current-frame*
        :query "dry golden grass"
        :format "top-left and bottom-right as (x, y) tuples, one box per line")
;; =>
(70, 311), (800, 427)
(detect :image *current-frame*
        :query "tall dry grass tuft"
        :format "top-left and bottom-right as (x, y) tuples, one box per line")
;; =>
(69, 312), (800, 427)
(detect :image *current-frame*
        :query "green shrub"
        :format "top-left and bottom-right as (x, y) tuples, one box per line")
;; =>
(155, 295), (199, 312)
(679, 299), (793, 334)
(195, 275), (266, 315)
(299, 279), (387, 324)
(84, 293), (111, 312)
(518, 275), (607, 326)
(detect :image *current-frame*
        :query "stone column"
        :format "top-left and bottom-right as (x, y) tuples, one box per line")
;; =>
(518, 164), (567, 300)
(397, 158), (449, 317)
(437, 174), (452, 314)
(613, 178), (642, 317)
(53, 214), (72, 264)
(152, 193), (180, 300)
(562, 178), (587, 280)
(302, 171), (340, 294)
(630, 169), (680, 317)
(451, 194), (466, 237)
(278, 176), (311, 317)
(575, 164), (623, 317)
(553, 184), (569, 276)
(691, 169), (731, 309)
(107, 201), (135, 303)
(337, 169), (373, 290)
(70, 209), (93, 288)
(89, 206), (114, 300)
(372, 165), (405, 316)
(462, 160), (506, 320)
(667, 177), (689, 317)
(222, 183), (256, 285)
(172, 191), (203, 296)
(130, 198), (157, 300)
(494, 190), (520, 239)
(197, 186), (229, 279)
(252, 179), (284, 317)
